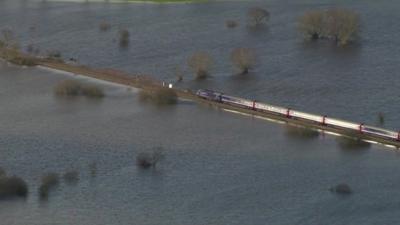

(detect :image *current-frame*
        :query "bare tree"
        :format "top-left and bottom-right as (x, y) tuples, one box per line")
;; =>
(230, 48), (256, 75)
(188, 52), (213, 79)
(325, 8), (359, 46)
(298, 10), (325, 40)
(247, 7), (270, 27)
(298, 8), (360, 46)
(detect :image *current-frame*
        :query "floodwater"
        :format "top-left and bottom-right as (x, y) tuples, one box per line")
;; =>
(1, 0), (400, 224)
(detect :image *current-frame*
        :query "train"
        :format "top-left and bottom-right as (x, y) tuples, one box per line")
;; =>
(196, 89), (400, 142)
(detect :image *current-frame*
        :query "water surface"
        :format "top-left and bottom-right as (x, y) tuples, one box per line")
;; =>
(1, 0), (400, 224)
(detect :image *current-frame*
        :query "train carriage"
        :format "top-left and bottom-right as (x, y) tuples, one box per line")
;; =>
(195, 89), (400, 143)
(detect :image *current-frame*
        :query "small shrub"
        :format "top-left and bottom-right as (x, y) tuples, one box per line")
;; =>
(247, 7), (270, 27)
(63, 170), (79, 185)
(330, 183), (352, 195)
(81, 85), (105, 98)
(45, 50), (64, 62)
(54, 80), (104, 98)
(188, 52), (213, 80)
(230, 48), (256, 75)
(0, 176), (28, 199)
(136, 150), (164, 169)
(47, 50), (62, 59)
(119, 29), (130, 47)
(99, 22), (111, 32)
(54, 80), (82, 96)
(138, 88), (177, 105)
(38, 173), (59, 200)
(8, 56), (37, 67)
(225, 20), (239, 28)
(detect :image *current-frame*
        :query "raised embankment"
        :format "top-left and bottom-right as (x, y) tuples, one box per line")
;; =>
(2, 48), (399, 149)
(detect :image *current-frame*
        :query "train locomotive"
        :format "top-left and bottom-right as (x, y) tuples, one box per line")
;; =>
(196, 89), (400, 142)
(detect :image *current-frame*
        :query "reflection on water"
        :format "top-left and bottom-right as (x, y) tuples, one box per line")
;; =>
(284, 124), (320, 140)
(336, 136), (371, 152)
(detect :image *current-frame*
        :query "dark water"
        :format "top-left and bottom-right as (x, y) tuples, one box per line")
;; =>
(1, 0), (400, 224)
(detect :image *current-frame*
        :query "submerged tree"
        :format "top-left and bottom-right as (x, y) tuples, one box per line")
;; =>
(188, 52), (213, 80)
(325, 8), (359, 46)
(230, 48), (256, 75)
(298, 10), (325, 40)
(298, 8), (360, 46)
(247, 7), (270, 27)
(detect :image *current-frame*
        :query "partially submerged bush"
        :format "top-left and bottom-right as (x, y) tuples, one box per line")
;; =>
(138, 88), (177, 105)
(46, 50), (64, 62)
(81, 84), (105, 98)
(54, 80), (81, 96)
(298, 10), (325, 40)
(99, 22), (111, 32)
(89, 162), (97, 178)
(136, 150), (164, 169)
(119, 29), (130, 47)
(285, 125), (319, 139)
(188, 52), (213, 80)
(330, 183), (353, 195)
(298, 8), (360, 46)
(0, 176), (28, 199)
(336, 137), (370, 150)
(378, 112), (385, 125)
(39, 173), (59, 200)
(63, 170), (79, 185)
(54, 80), (104, 98)
(230, 48), (256, 75)
(225, 20), (239, 28)
(8, 55), (37, 66)
(247, 7), (270, 27)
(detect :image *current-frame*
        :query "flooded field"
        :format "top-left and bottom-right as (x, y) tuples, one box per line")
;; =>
(1, 0), (400, 224)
